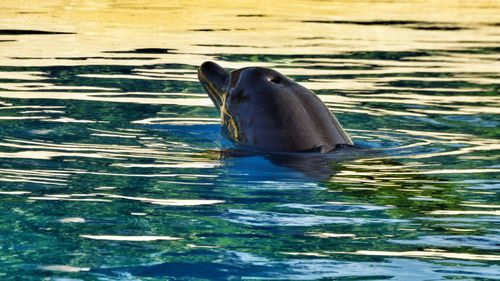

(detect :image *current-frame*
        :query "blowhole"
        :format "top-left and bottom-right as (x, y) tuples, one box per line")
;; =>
(269, 77), (281, 84)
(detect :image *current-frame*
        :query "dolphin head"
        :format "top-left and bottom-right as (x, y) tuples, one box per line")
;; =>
(198, 61), (353, 152)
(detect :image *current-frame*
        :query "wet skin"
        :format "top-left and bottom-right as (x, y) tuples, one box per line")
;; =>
(198, 61), (353, 153)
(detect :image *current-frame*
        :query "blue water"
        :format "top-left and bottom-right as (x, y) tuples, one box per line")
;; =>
(0, 2), (499, 280)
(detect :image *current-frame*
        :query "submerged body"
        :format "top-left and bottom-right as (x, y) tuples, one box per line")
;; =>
(198, 61), (353, 153)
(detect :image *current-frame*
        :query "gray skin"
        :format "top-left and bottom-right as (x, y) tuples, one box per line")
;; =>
(197, 61), (353, 153)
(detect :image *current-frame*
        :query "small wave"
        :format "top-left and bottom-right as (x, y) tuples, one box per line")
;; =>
(222, 209), (405, 226)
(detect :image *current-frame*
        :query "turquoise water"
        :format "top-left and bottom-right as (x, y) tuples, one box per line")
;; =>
(0, 2), (499, 280)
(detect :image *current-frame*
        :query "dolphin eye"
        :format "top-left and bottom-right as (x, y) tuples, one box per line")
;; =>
(231, 89), (250, 102)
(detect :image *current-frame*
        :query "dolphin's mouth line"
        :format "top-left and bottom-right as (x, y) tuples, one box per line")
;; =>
(200, 77), (224, 110)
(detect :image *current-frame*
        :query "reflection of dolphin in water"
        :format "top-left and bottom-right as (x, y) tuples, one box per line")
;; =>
(217, 146), (375, 180)
(198, 61), (353, 153)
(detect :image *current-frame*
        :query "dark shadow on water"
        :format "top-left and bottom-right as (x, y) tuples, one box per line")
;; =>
(16, 12), (47, 14)
(302, 20), (428, 25)
(236, 14), (268, 17)
(194, 43), (269, 48)
(446, 46), (500, 55)
(103, 48), (175, 54)
(189, 28), (231, 32)
(60, 56), (158, 60)
(8, 56), (158, 60)
(411, 26), (467, 31)
(215, 50), (435, 62)
(0, 29), (74, 35)
(216, 145), (376, 181)
(300, 20), (470, 31)
(296, 36), (329, 40)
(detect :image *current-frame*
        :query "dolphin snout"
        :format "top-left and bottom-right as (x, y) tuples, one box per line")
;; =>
(198, 61), (229, 111)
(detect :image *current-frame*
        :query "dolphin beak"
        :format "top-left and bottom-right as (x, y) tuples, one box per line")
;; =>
(198, 61), (229, 111)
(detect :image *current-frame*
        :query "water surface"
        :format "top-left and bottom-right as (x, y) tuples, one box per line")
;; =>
(0, 0), (499, 280)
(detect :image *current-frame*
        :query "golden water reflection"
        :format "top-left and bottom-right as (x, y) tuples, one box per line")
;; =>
(1, 0), (499, 67)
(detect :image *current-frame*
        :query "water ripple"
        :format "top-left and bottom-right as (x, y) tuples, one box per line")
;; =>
(222, 209), (406, 226)
(0, 1), (498, 279)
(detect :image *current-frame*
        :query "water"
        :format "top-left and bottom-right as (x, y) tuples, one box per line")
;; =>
(0, 1), (499, 280)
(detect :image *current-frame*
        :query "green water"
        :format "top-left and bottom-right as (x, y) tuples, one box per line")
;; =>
(0, 1), (499, 280)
